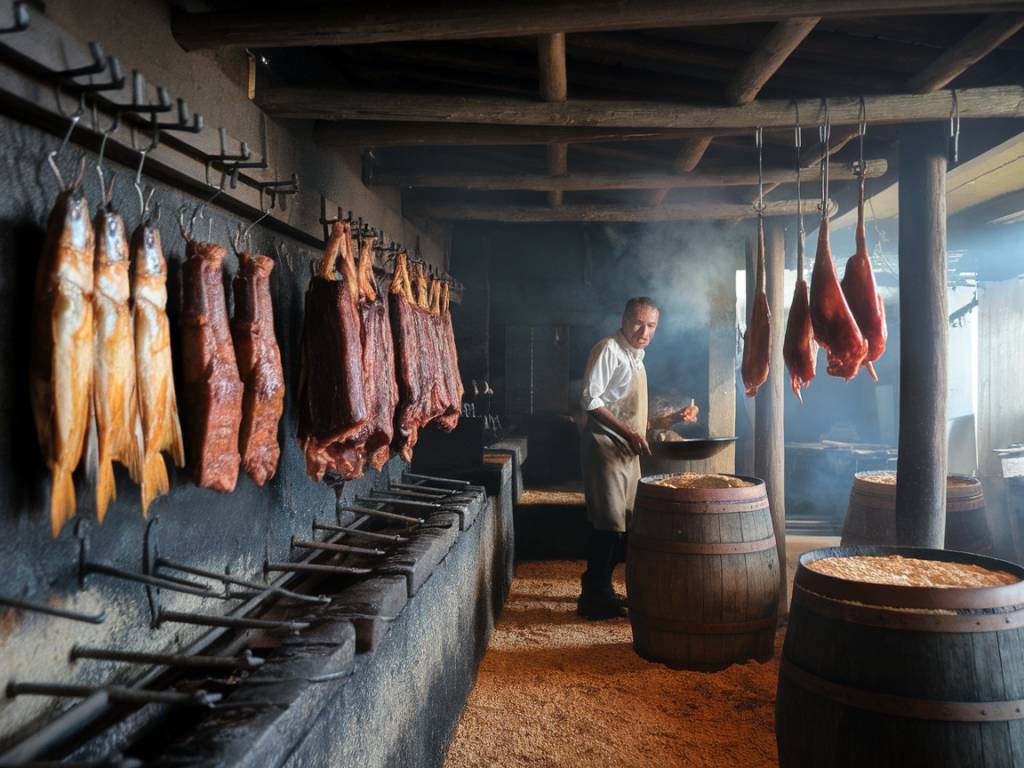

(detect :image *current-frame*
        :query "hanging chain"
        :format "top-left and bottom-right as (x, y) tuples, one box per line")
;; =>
(793, 101), (804, 280)
(754, 125), (765, 214)
(949, 90), (961, 165)
(818, 100), (830, 218)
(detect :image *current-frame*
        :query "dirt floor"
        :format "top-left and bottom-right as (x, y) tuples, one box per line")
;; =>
(444, 560), (784, 768)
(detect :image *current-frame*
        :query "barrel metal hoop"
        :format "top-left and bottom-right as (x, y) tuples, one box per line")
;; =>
(630, 534), (777, 556)
(632, 612), (777, 635)
(780, 658), (1024, 722)
(635, 498), (770, 514)
(793, 584), (1024, 633)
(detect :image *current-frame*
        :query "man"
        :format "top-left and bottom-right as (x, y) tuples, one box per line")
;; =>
(578, 297), (699, 619)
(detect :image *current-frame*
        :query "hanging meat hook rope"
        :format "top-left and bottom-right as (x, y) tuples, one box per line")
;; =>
(819, 100), (831, 218)
(46, 84), (86, 192)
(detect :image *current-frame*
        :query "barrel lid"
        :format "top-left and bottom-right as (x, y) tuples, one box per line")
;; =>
(638, 473), (765, 501)
(795, 546), (1024, 610)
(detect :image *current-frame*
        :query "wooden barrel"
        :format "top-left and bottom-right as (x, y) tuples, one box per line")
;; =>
(777, 546), (1024, 767)
(626, 473), (779, 669)
(841, 472), (991, 554)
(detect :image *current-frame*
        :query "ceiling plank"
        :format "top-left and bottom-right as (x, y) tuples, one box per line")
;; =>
(172, 1), (1024, 50)
(403, 197), (829, 222)
(802, 13), (1024, 165)
(649, 18), (818, 205)
(538, 33), (568, 205)
(370, 159), (887, 191)
(261, 85), (1024, 129)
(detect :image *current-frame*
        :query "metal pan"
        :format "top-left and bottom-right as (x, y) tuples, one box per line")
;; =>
(650, 436), (737, 461)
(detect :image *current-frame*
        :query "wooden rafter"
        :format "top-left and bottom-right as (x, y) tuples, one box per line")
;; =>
(649, 17), (818, 205)
(261, 85), (1024, 128)
(371, 159), (886, 191)
(802, 12), (1024, 165)
(403, 198), (829, 222)
(172, 1), (1024, 50)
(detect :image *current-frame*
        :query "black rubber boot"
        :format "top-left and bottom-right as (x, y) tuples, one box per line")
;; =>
(578, 528), (627, 619)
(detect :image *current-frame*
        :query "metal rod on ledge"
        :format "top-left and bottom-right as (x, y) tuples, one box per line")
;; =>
(154, 557), (329, 605)
(313, 522), (407, 543)
(404, 473), (471, 486)
(362, 493), (442, 509)
(291, 538), (386, 557)
(80, 560), (216, 598)
(265, 562), (372, 576)
(375, 487), (448, 501)
(0, 692), (110, 766)
(340, 504), (424, 524)
(13, 757), (144, 768)
(155, 609), (309, 632)
(0, 596), (106, 625)
(5, 681), (221, 707)
(70, 645), (265, 672)
(389, 482), (457, 496)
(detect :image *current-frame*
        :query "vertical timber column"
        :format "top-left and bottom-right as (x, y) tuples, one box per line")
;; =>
(707, 257), (737, 474)
(537, 33), (568, 206)
(895, 122), (948, 547)
(755, 221), (787, 613)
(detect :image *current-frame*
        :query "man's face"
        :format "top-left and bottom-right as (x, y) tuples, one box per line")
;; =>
(621, 305), (659, 350)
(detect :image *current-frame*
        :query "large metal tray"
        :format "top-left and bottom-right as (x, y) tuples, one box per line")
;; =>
(650, 436), (737, 461)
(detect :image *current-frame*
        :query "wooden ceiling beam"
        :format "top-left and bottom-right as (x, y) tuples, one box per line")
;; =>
(649, 17), (818, 205)
(313, 122), (718, 148)
(172, 1), (1024, 50)
(802, 13), (1024, 165)
(369, 159), (887, 191)
(403, 197), (829, 223)
(263, 85), (1024, 130)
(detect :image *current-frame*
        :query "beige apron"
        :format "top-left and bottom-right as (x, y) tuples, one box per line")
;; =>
(581, 365), (648, 533)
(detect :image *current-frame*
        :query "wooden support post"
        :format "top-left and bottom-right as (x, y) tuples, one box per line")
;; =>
(895, 122), (948, 548)
(538, 33), (569, 206)
(707, 260), (737, 474)
(755, 220), (786, 613)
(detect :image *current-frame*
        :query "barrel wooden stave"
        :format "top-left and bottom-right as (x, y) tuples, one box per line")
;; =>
(841, 473), (991, 555)
(776, 545), (1024, 767)
(628, 474), (778, 669)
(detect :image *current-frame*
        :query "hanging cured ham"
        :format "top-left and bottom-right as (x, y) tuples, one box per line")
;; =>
(92, 207), (143, 520)
(783, 205), (817, 402)
(132, 222), (184, 516)
(809, 213), (869, 380)
(353, 236), (399, 473)
(435, 281), (463, 431)
(30, 189), (95, 537)
(741, 216), (771, 398)
(840, 177), (887, 381)
(390, 253), (431, 462)
(296, 222), (368, 481)
(180, 234), (243, 493)
(232, 251), (285, 487)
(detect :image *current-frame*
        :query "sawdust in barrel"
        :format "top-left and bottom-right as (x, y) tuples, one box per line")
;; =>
(652, 473), (753, 489)
(807, 555), (1018, 588)
(518, 489), (585, 506)
(858, 471), (977, 488)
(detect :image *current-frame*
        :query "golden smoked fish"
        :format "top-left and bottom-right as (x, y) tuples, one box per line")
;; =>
(92, 208), (143, 521)
(132, 222), (184, 515)
(30, 191), (95, 537)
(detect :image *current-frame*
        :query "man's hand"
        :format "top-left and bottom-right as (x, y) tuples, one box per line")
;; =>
(680, 404), (700, 423)
(626, 429), (652, 457)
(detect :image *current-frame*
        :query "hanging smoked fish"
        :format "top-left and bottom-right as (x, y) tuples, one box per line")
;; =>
(92, 205), (143, 521)
(30, 187), (96, 537)
(132, 221), (185, 515)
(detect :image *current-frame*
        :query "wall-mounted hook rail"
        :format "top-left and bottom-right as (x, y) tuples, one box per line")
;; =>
(70, 645), (265, 672)
(0, 595), (105, 625)
(260, 172), (299, 211)
(109, 70), (172, 116)
(49, 40), (107, 81)
(6, 681), (221, 708)
(156, 97), (203, 133)
(71, 55), (124, 94)
(0, 1), (29, 35)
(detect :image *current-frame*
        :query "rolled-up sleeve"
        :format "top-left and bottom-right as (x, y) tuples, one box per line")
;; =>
(582, 342), (616, 412)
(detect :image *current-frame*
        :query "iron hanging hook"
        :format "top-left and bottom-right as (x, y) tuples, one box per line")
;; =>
(818, 99), (830, 218)
(855, 95), (867, 178)
(793, 100), (805, 281)
(46, 84), (86, 192)
(949, 90), (961, 166)
(94, 110), (121, 210)
(233, 188), (272, 255)
(753, 126), (765, 215)
(0, 2), (29, 35)
(188, 161), (228, 239)
(131, 113), (160, 220)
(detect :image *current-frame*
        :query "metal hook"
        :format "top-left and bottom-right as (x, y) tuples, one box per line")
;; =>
(233, 189), (272, 254)
(818, 100), (831, 216)
(51, 41), (107, 81)
(0, 2), (29, 34)
(155, 97), (204, 134)
(95, 111), (121, 209)
(949, 90), (961, 166)
(753, 126), (765, 214)
(110, 70), (173, 116)
(187, 161), (228, 238)
(46, 85), (86, 191)
(131, 114), (160, 219)
(854, 96), (868, 177)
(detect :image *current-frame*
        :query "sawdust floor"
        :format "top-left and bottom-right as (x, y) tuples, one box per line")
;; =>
(444, 560), (783, 768)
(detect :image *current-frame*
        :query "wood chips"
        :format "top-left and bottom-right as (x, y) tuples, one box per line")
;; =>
(652, 473), (753, 489)
(859, 471), (976, 488)
(807, 555), (1018, 588)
